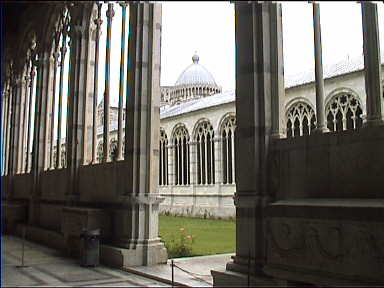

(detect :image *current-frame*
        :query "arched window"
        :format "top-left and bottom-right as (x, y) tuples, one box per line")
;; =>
(221, 115), (236, 184)
(97, 142), (103, 163)
(110, 139), (117, 161)
(195, 120), (215, 185)
(286, 102), (316, 138)
(326, 92), (363, 132)
(173, 125), (190, 185)
(159, 129), (168, 186)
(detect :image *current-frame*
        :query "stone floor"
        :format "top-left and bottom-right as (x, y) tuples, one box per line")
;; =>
(2, 235), (168, 287)
(2, 234), (233, 287)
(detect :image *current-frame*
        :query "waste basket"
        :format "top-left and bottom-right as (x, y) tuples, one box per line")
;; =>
(80, 228), (100, 267)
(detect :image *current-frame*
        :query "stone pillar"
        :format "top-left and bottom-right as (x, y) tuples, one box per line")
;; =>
(3, 88), (10, 175)
(361, 2), (383, 127)
(270, 4), (285, 138)
(212, 3), (280, 285)
(117, 3), (127, 161)
(20, 71), (30, 174)
(66, 4), (94, 203)
(13, 79), (22, 175)
(30, 52), (49, 225)
(312, 3), (328, 133)
(92, 3), (102, 164)
(116, 3), (167, 266)
(103, 3), (114, 163)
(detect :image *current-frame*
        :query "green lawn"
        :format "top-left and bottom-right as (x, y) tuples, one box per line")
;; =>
(159, 215), (235, 257)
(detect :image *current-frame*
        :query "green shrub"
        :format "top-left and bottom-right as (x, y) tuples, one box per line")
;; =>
(165, 227), (195, 258)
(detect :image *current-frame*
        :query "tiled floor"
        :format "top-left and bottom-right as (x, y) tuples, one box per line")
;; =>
(2, 235), (169, 287)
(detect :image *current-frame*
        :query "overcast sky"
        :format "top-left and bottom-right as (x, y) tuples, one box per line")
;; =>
(160, 1), (384, 92)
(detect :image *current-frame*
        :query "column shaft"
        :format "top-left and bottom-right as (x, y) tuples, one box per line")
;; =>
(103, 3), (115, 163)
(312, 3), (327, 133)
(361, 2), (383, 126)
(117, 4), (127, 161)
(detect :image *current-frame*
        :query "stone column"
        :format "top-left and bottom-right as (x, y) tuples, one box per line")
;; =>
(42, 54), (55, 171)
(21, 71), (30, 173)
(312, 3), (328, 133)
(117, 3), (167, 266)
(270, 4), (285, 138)
(117, 3), (127, 161)
(66, 4), (94, 203)
(49, 51), (59, 169)
(56, 33), (67, 169)
(30, 52), (49, 225)
(103, 3), (114, 163)
(13, 78), (23, 175)
(3, 88), (10, 175)
(92, 4), (102, 164)
(361, 2), (383, 126)
(212, 3), (281, 285)
(26, 66), (36, 173)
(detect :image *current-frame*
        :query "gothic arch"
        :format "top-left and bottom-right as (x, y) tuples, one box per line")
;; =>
(325, 88), (363, 132)
(172, 123), (190, 185)
(217, 112), (236, 135)
(285, 99), (316, 137)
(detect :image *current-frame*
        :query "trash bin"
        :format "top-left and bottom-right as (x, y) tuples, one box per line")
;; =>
(80, 228), (100, 267)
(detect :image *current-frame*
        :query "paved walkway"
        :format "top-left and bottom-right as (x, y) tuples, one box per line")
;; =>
(126, 253), (233, 287)
(2, 235), (233, 287)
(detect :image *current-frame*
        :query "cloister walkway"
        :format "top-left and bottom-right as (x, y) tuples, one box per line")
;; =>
(2, 234), (232, 287)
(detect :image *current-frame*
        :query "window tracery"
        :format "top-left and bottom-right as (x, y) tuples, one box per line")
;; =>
(326, 92), (363, 132)
(173, 125), (190, 185)
(159, 129), (168, 186)
(221, 115), (236, 184)
(286, 102), (316, 137)
(195, 120), (215, 185)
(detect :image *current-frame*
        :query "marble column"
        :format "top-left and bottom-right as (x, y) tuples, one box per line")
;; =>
(212, 3), (281, 285)
(117, 3), (127, 161)
(361, 2), (383, 126)
(117, 3), (167, 266)
(30, 52), (49, 225)
(312, 3), (328, 133)
(92, 3), (102, 164)
(270, 3), (285, 138)
(103, 3), (114, 163)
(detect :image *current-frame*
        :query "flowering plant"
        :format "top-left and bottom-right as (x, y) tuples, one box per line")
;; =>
(165, 227), (195, 258)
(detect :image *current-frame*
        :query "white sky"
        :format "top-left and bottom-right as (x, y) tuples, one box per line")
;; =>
(30, 1), (384, 145)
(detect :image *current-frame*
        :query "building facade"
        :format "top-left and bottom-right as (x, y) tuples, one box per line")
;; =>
(90, 53), (384, 218)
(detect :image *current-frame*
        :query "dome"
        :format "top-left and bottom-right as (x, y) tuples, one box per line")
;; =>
(175, 53), (217, 86)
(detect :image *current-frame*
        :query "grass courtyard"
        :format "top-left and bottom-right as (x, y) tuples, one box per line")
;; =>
(158, 215), (236, 258)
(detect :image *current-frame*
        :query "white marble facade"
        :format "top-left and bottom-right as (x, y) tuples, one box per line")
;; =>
(57, 53), (383, 219)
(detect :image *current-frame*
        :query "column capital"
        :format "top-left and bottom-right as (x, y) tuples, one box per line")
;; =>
(118, 2), (128, 8)
(106, 3), (115, 20)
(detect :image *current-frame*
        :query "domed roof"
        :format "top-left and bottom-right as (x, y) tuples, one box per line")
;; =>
(175, 53), (217, 87)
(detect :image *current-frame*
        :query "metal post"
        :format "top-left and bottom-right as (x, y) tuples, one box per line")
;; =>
(171, 259), (174, 288)
(16, 225), (28, 268)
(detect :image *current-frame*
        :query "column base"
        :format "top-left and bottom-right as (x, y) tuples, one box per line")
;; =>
(311, 126), (329, 134)
(101, 239), (168, 267)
